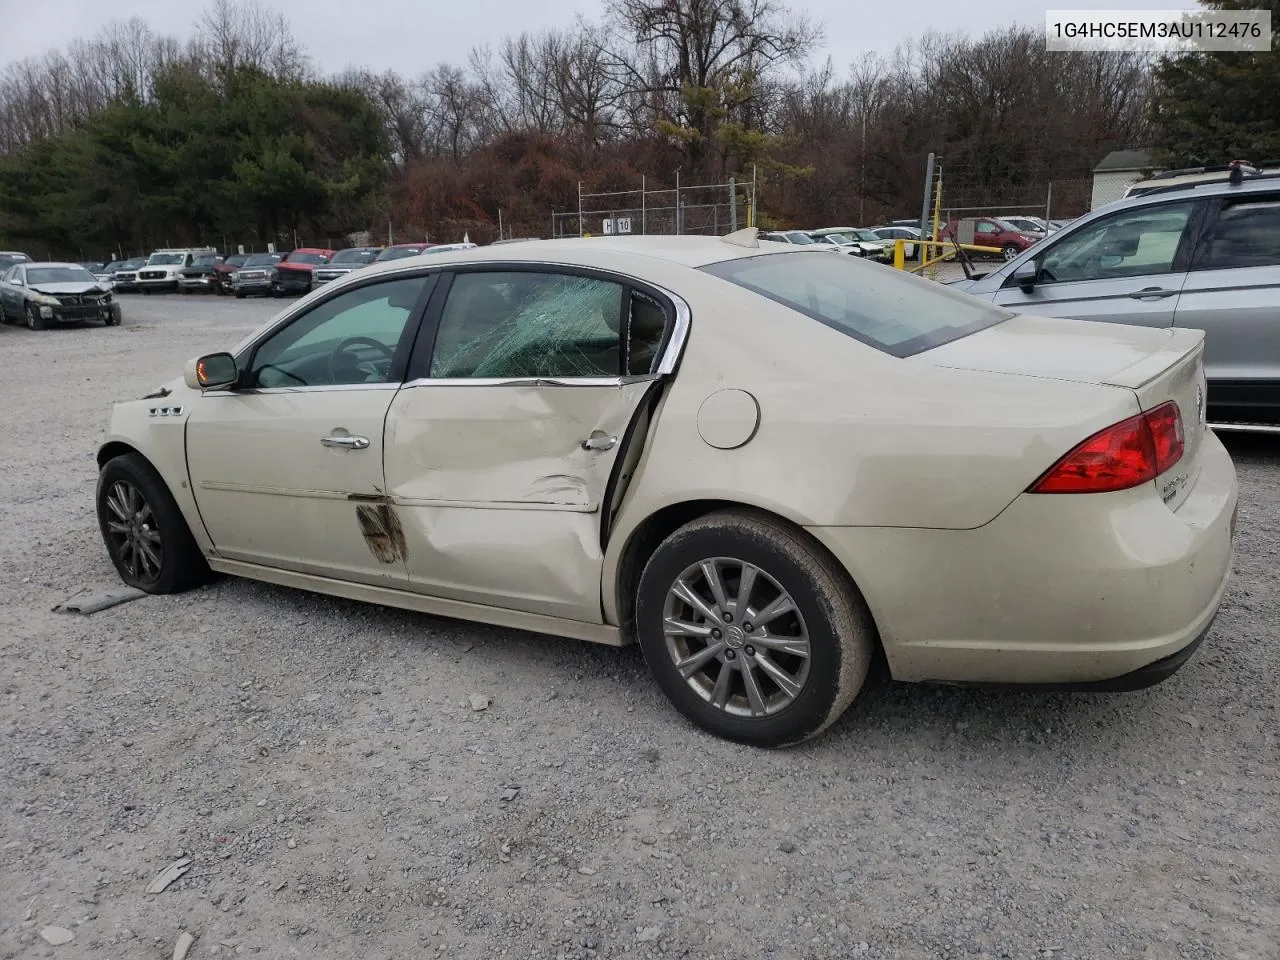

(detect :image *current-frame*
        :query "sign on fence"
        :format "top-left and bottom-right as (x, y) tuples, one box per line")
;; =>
(601, 217), (633, 235)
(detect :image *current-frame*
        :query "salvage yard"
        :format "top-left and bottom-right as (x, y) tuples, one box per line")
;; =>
(1, 294), (1278, 960)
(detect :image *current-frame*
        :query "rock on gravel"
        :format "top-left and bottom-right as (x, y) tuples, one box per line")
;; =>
(0, 295), (1277, 959)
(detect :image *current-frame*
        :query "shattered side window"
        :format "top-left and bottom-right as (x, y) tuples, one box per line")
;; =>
(430, 271), (623, 379)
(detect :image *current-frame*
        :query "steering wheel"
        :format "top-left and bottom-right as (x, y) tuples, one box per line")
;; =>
(329, 336), (396, 383)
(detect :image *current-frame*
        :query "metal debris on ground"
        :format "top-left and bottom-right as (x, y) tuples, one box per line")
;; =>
(53, 587), (146, 615)
(145, 856), (193, 894)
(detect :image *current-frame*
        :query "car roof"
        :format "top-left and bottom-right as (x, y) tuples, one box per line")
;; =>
(22, 261), (90, 269)
(1087, 173), (1280, 224)
(346, 231), (821, 281)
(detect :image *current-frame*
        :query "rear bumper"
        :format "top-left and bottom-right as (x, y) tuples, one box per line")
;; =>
(808, 428), (1238, 686)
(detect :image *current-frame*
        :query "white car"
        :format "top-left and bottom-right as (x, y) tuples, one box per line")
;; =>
(138, 248), (218, 293)
(94, 230), (1238, 746)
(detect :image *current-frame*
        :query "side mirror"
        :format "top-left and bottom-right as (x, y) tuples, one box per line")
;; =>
(184, 352), (238, 391)
(1012, 260), (1039, 291)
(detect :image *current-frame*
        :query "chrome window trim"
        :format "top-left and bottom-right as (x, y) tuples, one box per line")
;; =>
(402, 374), (661, 390)
(200, 382), (402, 398)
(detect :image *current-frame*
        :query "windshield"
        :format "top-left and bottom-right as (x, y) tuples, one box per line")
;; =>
(783, 232), (814, 245)
(192, 255), (218, 267)
(28, 266), (98, 285)
(331, 248), (377, 264)
(147, 253), (185, 265)
(699, 252), (1014, 358)
(820, 235), (852, 245)
(120, 259), (145, 269)
(285, 252), (329, 265)
(375, 246), (426, 261)
(242, 254), (280, 267)
(852, 230), (881, 241)
(224, 255), (247, 268)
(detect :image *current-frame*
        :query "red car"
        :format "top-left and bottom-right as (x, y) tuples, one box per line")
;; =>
(272, 247), (335, 296)
(939, 218), (1040, 262)
(211, 254), (249, 295)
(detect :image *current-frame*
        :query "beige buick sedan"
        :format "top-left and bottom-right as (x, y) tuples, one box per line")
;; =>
(95, 230), (1238, 746)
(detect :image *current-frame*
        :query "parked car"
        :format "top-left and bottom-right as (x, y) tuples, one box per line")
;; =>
(92, 230), (1236, 747)
(808, 227), (891, 261)
(1001, 216), (1050, 238)
(138, 248), (218, 293)
(109, 258), (147, 293)
(95, 261), (127, 284)
(869, 225), (921, 259)
(230, 253), (283, 298)
(948, 171), (1280, 423)
(313, 247), (380, 285)
(272, 248), (334, 296)
(77, 261), (108, 274)
(490, 237), (542, 245)
(419, 242), (478, 256)
(178, 253), (224, 293)
(0, 261), (121, 328)
(372, 242), (440, 262)
(758, 230), (819, 246)
(211, 254), (249, 295)
(940, 218), (1041, 261)
(0, 250), (32, 272)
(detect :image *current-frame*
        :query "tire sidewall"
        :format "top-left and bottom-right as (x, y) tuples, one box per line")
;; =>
(96, 454), (202, 594)
(635, 522), (848, 747)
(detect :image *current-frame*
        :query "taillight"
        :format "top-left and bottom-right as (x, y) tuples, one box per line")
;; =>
(1029, 401), (1184, 494)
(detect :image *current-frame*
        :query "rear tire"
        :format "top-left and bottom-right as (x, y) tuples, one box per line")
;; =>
(1001, 244), (1020, 261)
(635, 509), (876, 747)
(96, 453), (209, 594)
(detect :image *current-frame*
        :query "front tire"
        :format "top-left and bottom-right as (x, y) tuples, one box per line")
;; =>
(635, 510), (876, 747)
(96, 453), (209, 594)
(25, 304), (45, 330)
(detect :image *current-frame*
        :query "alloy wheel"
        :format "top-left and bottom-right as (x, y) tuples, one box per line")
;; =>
(662, 557), (811, 718)
(102, 480), (163, 585)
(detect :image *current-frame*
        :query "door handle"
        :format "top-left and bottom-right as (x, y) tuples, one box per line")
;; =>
(1128, 287), (1177, 300)
(321, 435), (370, 449)
(581, 432), (618, 451)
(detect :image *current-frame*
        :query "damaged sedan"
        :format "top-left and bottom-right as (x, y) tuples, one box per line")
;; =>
(94, 230), (1237, 746)
(1, 261), (122, 328)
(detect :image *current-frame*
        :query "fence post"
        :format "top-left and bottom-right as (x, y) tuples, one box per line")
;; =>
(729, 177), (738, 233)
(577, 181), (584, 238)
(641, 176), (646, 235)
(675, 170), (681, 235)
(1045, 182), (1053, 223)
(918, 152), (935, 264)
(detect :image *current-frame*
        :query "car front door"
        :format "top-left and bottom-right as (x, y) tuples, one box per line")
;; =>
(184, 272), (437, 583)
(384, 268), (681, 624)
(1173, 192), (1280, 414)
(989, 199), (1202, 328)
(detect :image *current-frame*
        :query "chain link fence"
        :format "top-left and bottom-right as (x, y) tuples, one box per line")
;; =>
(552, 179), (759, 239)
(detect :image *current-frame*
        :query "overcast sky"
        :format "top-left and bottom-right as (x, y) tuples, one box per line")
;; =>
(4, 0), (1179, 77)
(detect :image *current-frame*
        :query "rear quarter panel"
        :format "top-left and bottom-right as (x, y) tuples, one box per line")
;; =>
(600, 262), (1140, 624)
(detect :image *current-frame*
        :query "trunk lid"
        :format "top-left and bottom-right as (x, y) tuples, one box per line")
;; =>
(919, 314), (1208, 511)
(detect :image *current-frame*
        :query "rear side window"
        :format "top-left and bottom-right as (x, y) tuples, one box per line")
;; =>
(699, 252), (1013, 357)
(1194, 198), (1280, 270)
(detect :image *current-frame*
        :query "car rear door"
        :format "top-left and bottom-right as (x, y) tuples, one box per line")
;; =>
(384, 267), (685, 624)
(1172, 191), (1280, 414)
(989, 198), (1203, 328)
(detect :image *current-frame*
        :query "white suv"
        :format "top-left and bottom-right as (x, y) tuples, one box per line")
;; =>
(137, 248), (217, 293)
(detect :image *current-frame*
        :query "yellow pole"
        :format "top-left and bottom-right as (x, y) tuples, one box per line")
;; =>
(894, 239), (905, 270)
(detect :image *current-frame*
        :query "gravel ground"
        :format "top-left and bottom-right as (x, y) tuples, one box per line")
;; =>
(1, 293), (1277, 960)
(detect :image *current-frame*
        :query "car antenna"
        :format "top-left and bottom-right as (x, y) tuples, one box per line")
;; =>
(720, 227), (760, 248)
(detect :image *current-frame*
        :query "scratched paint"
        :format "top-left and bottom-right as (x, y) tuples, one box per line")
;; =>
(523, 474), (590, 506)
(355, 502), (407, 564)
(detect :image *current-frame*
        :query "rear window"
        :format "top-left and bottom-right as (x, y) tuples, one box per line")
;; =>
(699, 251), (1014, 358)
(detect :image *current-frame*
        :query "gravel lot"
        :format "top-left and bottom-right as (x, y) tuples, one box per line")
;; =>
(1, 293), (1277, 960)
